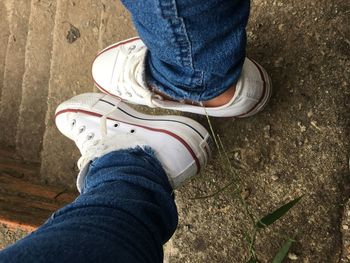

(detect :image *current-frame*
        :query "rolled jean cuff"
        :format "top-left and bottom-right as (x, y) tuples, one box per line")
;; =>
(81, 147), (173, 196)
(146, 52), (245, 102)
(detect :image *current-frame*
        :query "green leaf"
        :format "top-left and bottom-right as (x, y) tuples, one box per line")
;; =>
(246, 258), (257, 263)
(256, 196), (303, 228)
(272, 239), (294, 263)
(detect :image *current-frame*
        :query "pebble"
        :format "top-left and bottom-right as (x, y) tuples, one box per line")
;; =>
(310, 121), (322, 131)
(288, 252), (298, 260)
(183, 224), (192, 231)
(346, 245), (350, 257)
(241, 188), (251, 200)
(271, 175), (279, 181)
(297, 122), (307, 132)
(264, 125), (271, 139)
(274, 57), (283, 67)
(343, 224), (349, 230)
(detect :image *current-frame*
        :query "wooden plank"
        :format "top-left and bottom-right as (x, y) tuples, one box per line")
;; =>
(0, 171), (78, 231)
(0, 147), (40, 178)
(0, 172), (74, 203)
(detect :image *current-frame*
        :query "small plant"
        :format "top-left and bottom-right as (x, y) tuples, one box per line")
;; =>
(246, 197), (302, 262)
(194, 114), (303, 262)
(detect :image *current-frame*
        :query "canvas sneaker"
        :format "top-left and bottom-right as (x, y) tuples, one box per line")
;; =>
(55, 93), (212, 192)
(92, 37), (272, 118)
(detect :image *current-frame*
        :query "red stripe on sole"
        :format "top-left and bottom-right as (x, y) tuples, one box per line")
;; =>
(55, 108), (201, 174)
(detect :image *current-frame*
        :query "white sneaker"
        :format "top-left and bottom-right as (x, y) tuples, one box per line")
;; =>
(55, 93), (212, 192)
(92, 37), (272, 118)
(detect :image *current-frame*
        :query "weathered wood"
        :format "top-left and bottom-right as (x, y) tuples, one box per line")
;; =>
(0, 173), (74, 203)
(0, 147), (40, 177)
(0, 171), (78, 231)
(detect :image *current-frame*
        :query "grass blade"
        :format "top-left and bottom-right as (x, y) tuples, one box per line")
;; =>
(272, 238), (295, 263)
(247, 257), (257, 263)
(256, 196), (303, 228)
(190, 181), (238, 200)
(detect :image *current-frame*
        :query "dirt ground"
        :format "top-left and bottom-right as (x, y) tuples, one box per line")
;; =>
(0, 226), (27, 250)
(0, 0), (349, 262)
(166, 0), (350, 262)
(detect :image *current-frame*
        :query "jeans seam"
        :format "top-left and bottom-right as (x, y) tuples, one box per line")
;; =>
(158, 0), (193, 69)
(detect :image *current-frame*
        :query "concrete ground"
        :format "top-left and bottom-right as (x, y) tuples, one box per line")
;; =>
(0, 0), (349, 262)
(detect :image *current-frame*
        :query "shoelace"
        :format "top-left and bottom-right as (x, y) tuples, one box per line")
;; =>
(113, 44), (155, 106)
(77, 104), (119, 170)
(99, 105), (119, 139)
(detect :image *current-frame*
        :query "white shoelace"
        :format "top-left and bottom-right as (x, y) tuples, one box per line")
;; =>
(77, 105), (119, 170)
(113, 44), (155, 106)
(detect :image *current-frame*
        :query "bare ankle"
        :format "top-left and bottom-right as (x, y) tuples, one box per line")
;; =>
(201, 85), (236, 107)
(151, 84), (236, 107)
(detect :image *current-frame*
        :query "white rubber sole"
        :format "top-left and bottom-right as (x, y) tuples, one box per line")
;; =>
(237, 59), (272, 118)
(55, 93), (212, 176)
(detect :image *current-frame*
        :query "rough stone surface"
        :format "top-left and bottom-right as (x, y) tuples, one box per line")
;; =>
(97, 0), (135, 50)
(342, 200), (350, 262)
(0, 0), (12, 100)
(0, 0), (31, 148)
(40, 0), (103, 187)
(0, 224), (27, 250)
(40, 0), (135, 187)
(15, 0), (57, 162)
(0, 0), (349, 262)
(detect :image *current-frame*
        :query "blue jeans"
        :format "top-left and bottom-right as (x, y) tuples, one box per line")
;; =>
(122, 0), (250, 101)
(0, 148), (177, 263)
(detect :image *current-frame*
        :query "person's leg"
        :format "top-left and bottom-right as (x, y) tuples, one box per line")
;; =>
(92, 0), (271, 117)
(0, 93), (211, 263)
(0, 148), (177, 263)
(121, 0), (250, 102)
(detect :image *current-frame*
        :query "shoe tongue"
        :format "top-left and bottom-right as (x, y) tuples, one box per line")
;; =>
(132, 50), (154, 102)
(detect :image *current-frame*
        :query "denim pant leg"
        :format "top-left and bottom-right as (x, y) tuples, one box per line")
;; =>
(121, 0), (250, 101)
(0, 147), (177, 263)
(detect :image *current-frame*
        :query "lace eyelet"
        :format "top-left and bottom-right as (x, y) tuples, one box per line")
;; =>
(130, 129), (136, 134)
(71, 119), (76, 127)
(78, 126), (86, 134)
(86, 133), (94, 140)
(128, 45), (136, 52)
(114, 123), (119, 128)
